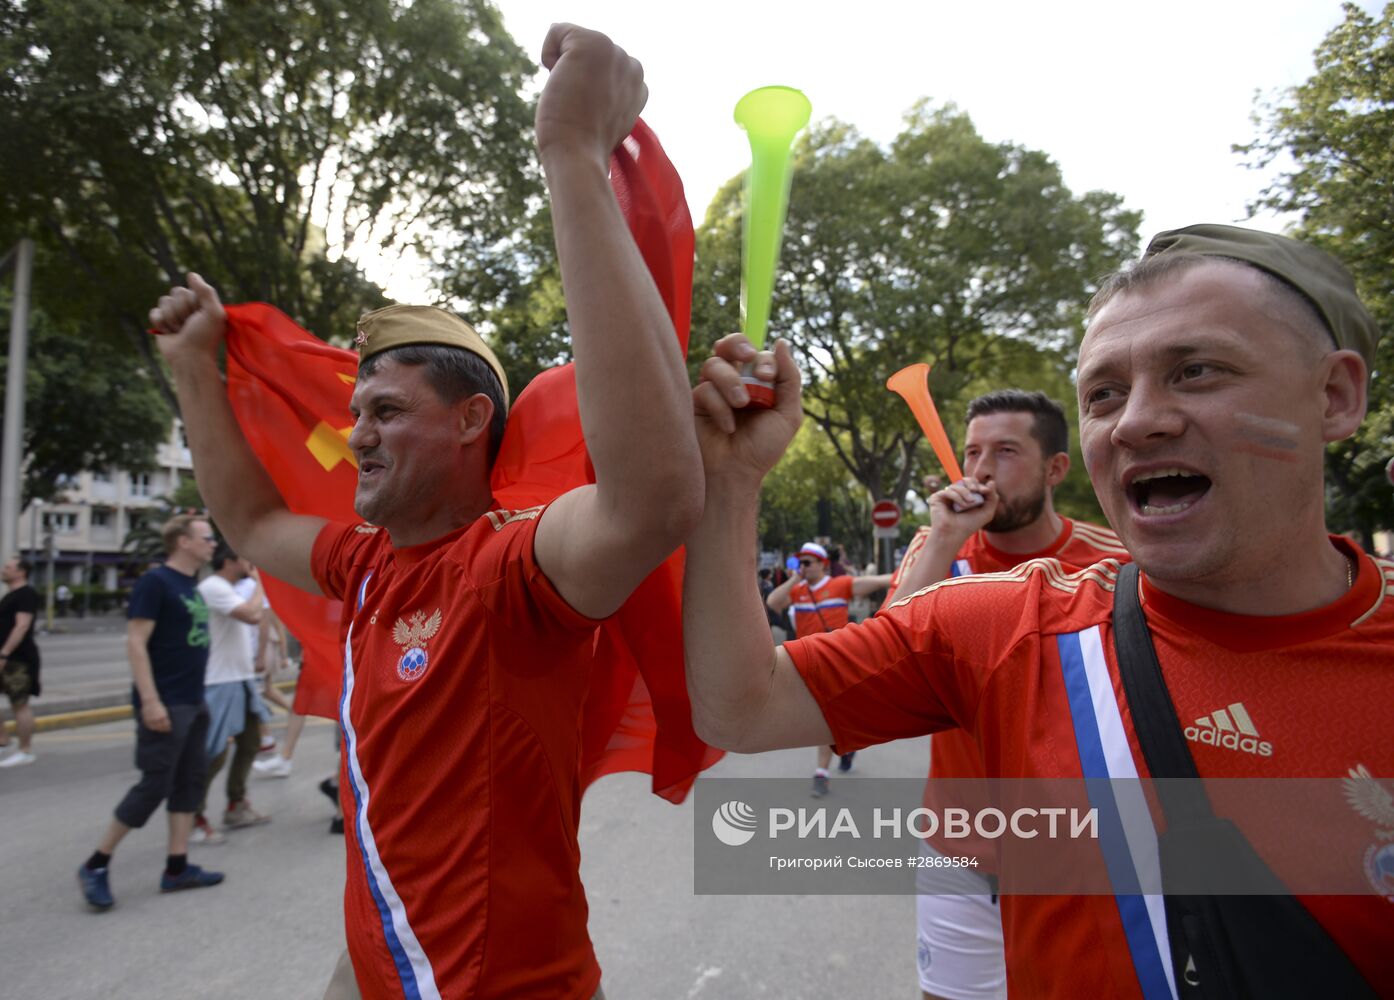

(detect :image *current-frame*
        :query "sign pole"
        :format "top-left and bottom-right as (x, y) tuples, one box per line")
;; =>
(1, 238), (34, 581)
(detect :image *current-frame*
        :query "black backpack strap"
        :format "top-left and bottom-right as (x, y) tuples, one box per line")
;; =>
(1110, 562), (1376, 1000)
(1111, 563), (1194, 776)
(1111, 563), (1213, 826)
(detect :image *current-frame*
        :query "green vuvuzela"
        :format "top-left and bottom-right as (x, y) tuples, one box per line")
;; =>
(734, 86), (811, 350)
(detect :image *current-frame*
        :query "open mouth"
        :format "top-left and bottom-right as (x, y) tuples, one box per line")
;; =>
(359, 460), (385, 478)
(1127, 467), (1211, 517)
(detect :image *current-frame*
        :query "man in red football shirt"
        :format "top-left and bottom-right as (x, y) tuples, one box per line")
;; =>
(148, 25), (700, 1000)
(887, 390), (1126, 1000)
(766, 541), (891, 795)
(685, 224), (1391, 996)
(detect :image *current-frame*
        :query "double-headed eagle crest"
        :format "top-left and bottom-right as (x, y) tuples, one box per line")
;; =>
(1345, 764), (1394, 903)
(393, 609), (442, 681)
(1343, 764), (1394, 841)
(393, 609), (442, 649)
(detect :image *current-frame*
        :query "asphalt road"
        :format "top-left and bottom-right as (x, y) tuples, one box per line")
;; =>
(0, 710), (929, 999)
(23, 620), (133, 712)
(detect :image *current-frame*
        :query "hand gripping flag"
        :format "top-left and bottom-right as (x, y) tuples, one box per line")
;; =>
(222, 119), (720, 802)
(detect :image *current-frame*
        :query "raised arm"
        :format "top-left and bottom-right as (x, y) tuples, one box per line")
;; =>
(531, 24), (702, 620)
(886, 480), (997, 602)
(684, 335), (833, 753)
(149, 277), (325, 594)
(228, 572), (266, 626)
(765, 573), (798, 613)
(222, 574), (265, 626)
(852, 574), (893, 598)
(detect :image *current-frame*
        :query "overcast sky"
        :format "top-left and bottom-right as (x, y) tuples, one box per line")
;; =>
(364, 0), (1366, 299)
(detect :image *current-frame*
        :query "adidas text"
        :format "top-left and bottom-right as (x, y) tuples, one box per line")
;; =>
(1184, 726), (1273, 757)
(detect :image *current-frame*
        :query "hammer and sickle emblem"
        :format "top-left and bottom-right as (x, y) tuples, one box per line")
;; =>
(306, 421), (357, 472)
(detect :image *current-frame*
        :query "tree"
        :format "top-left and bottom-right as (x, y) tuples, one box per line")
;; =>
(0, 0), (540, 410)
(693, 104), (1140, 511)
(166, 476), (207, 513)
(117, 477), (209, 573)
(480, 208), (573, 393)
(754, 339), (1108, 566)
(758, 421), (868, 560)
(0, 290), (168, 504)
(1237, 1), (1394, 549)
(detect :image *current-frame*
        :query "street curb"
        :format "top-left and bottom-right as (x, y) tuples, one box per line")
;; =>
(29, 705), (134, 733)
(4, 679), (301, 735)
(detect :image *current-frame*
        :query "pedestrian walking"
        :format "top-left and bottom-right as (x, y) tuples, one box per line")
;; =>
(75, 514), (224, 911)
(0, 557), (42, 767)
(192, 544), (271, 844)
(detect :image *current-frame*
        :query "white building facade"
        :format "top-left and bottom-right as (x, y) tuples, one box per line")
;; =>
(16, 420), (193, 594)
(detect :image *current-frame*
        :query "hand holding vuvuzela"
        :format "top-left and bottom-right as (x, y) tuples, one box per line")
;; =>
(693, 334), (802, 484)
(733, 85), (811, 408)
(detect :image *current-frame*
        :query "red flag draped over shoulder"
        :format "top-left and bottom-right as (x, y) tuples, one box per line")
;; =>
(222, 118), (720, 802)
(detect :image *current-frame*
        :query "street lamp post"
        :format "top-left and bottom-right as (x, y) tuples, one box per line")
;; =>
(0, 238), (34, 577)
(29, 499), (41, 564)
(84, 546), (94, 618)
(44, 532), (56, 632)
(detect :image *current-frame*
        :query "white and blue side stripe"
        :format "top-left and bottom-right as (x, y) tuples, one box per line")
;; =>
(1057, 626), (1177, 1000)
(949, 559), (973, 577)
(340, 571), (441, 1000)
(791, 598), (850, 613)
(792, 578), (848, 626)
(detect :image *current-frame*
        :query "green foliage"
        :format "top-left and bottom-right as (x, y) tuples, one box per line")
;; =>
(65, 585), (129, 615)
(1238, 1), (1394, 546)
(0, 289), (167, 503)
(694, 103), (1139, 516)
(166, 476), (207, 513)
(0, 0), (539, 395)
(120, 509), (166, 572)
(480, 208), (572, 394)
(116, 478), (210, 566)
(758, 420), (868, 559)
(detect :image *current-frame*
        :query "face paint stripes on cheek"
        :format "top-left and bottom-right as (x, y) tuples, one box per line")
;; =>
(1230, 412), (1302, 464)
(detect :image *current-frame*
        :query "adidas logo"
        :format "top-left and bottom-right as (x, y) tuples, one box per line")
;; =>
(1183, 702), (1273, 757)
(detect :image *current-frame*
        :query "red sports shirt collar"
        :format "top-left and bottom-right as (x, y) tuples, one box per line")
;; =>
(1138, 536), (1382, 652)
(977, 516), (1073, 566)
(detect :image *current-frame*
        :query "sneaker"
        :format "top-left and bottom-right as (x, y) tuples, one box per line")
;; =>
(0, 749), (36, 768)
(77, 864), (114, 911)
(318, 777), (340, 807)
(253, 753), (292, 779)
(190, 815), (226, 846)
(329, 817), (344, 835)
(224, 800), (271, 828)
(811, 773), (830, 798)
(160, 863), (224, 893)
(837, 752), (856, 773)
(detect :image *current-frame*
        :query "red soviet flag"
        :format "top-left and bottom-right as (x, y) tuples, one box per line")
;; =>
(223, 309), (357, 721)
(222, 119), (719, 802)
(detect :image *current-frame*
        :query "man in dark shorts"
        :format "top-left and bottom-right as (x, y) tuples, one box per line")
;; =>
(76, 514), (225, 910)
(0, 556), (42, 767)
